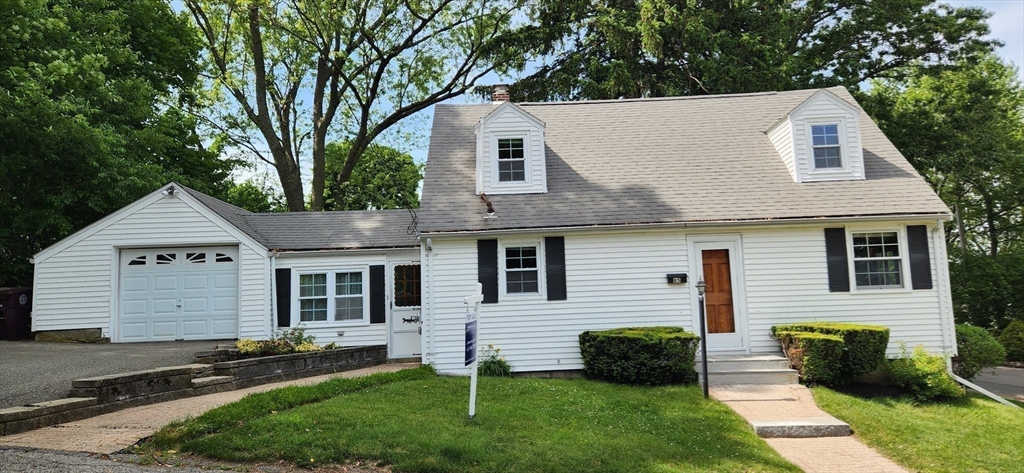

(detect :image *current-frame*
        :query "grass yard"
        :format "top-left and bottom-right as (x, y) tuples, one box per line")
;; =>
(813, 387), (1024, 473)
(148, 366), (797, 473)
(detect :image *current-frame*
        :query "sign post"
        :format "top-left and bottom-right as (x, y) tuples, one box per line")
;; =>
(464, 283), (483, 418)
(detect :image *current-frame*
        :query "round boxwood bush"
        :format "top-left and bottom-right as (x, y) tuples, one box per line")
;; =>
(579, 326), (699, 385)
(998, 320), (1024, 362)
(953, 324), (1006, 380)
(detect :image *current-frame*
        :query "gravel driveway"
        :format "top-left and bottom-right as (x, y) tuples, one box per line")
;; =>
(0, 340), (226, 409)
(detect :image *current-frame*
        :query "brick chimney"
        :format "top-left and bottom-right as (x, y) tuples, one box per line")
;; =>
(492, 84), (510, 103)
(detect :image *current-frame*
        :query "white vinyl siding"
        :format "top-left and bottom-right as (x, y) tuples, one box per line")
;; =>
(277, 250), (419, 347)
(767, 119), (795, 179)
(741, 224), (944, 355)
(425, 230), (690, 374)
(32, 195), (268, 339)
(476, 105), (547, 194)
(424, 222), (948, 374)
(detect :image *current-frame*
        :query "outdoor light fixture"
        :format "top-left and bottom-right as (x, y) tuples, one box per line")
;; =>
(696, 278), (709, 398)
(162, 185), (176, 197)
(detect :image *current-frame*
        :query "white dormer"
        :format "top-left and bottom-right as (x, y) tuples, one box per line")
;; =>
(475, 101), (548, 194)
(767, 89), (865, 183)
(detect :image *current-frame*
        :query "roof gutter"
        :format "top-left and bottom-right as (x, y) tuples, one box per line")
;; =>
(267, 246), (419, 257)
(418, 212), (952, 239)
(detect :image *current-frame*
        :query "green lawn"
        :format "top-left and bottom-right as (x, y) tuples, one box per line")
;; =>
(813, 387), (1024, 473)
(148, 367), (797, 473)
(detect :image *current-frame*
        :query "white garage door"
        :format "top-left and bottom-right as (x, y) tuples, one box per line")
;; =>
(118, 247), (239, 341)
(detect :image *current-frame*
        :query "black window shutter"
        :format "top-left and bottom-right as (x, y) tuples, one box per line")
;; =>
(369, 265), (386, 324)
(824, 228), (850, 292)
(906, 225), (933, 290)
(275, 268), (291, 327)
(545, 236), (567, 301)
(478, 240), (499, 303)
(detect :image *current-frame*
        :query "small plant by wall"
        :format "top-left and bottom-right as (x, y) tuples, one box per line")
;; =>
(235, 325), (340, 357)
(477, 345), (513, 377)
(886, 343), (965, 401)
(579, 326), (699, 385)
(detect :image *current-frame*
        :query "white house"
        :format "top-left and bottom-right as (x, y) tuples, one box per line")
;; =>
(32, 86), (956, 376)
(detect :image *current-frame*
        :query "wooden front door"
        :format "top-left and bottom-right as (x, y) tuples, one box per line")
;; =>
(701, 249), (736, 334)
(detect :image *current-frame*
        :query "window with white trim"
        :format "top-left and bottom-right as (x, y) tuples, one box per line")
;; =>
(497, 138), (526, 182)
(812, 124), (842, 169)
(505, 246), (539, 293)
(298, 271), (366, 324)
(852, 232), (903, 289)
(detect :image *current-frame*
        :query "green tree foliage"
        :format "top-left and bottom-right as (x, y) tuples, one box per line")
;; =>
(863, 55), (1024, 329)
(510, 0), (995, 101)
(225, 178), (287, 213)
(0, 0), (239, 286)
(184, 0), (541, 212)
(322, 142), (421, 211)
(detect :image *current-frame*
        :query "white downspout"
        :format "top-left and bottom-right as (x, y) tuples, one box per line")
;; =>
(934, 223), (1020, 409)
(426, 238), (436, 365)
(269, 253), (277, 338)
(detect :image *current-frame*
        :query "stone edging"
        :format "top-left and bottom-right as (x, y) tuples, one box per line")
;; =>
(0, 345), (387, 436)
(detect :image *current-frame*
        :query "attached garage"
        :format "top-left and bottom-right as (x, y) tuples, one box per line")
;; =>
(31, 184), (271, 342)
(118, 247), (239, 341)
(31, 182), (422, 349)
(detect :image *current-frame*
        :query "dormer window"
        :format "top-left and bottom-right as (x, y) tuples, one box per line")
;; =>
(812, 124), (842, 169)
(497, 138), (526, 182)
(475, 101), (547, 195)
(765, 89), (864, 183)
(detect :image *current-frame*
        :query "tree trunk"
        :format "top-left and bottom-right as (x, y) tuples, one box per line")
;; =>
(955, 200), (968, 252)
(984, 195), (998, 257)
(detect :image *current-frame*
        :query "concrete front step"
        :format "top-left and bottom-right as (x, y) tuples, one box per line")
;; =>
(750, 419), (851, 438)
(701, 369), (799, 385)
(696, 354), (798, 385)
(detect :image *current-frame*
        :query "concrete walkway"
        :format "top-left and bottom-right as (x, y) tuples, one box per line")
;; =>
(711, 384), (908, 473)
(0, 363), (418, 454)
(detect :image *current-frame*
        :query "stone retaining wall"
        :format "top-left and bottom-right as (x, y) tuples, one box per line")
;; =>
(0, 345), (387, 436)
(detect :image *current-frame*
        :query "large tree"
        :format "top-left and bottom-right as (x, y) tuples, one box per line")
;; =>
(323, 141), (422, 211)
(510, 0), (995, 101)
(0, 0), (238, 287)
(184, 0), (538, 212)
(862, 55), (1024, 329)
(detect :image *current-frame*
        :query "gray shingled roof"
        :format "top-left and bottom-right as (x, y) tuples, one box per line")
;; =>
(181, 186), (419, 251)
(419, 87), (950, 233)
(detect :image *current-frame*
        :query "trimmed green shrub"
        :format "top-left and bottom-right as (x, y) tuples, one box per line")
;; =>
(998, 320), (1024, 362)
(953, 324), (1006, 379)
(771, 322), (889, 384)
(773, 331), (844, 385)
(579, 326), (699, 385)
(886, 343), (965, 401)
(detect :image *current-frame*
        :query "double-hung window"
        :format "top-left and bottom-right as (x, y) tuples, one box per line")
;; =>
(299, 274), (328, 322)
(299, 271), (365, 323)
(505, 246), (539, 293)
(852, 232), (903, 289)
(811, 124), (842, 169)
(497, 138), (526, 182)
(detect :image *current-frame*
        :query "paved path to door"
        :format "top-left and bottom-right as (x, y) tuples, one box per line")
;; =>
(0, 363), (418, 454)
(711, 384), (908, 473)
(0, 340), (224, 409)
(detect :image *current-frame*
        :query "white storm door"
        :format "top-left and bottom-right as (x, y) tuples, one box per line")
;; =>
(388, 262), (422, 358)
(119, 247), (239, 341)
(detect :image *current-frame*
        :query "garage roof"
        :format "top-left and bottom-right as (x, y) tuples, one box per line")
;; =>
(182, 186), (419, 251)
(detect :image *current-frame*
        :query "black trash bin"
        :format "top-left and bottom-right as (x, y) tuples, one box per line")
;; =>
(0, 287), (32, 341)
